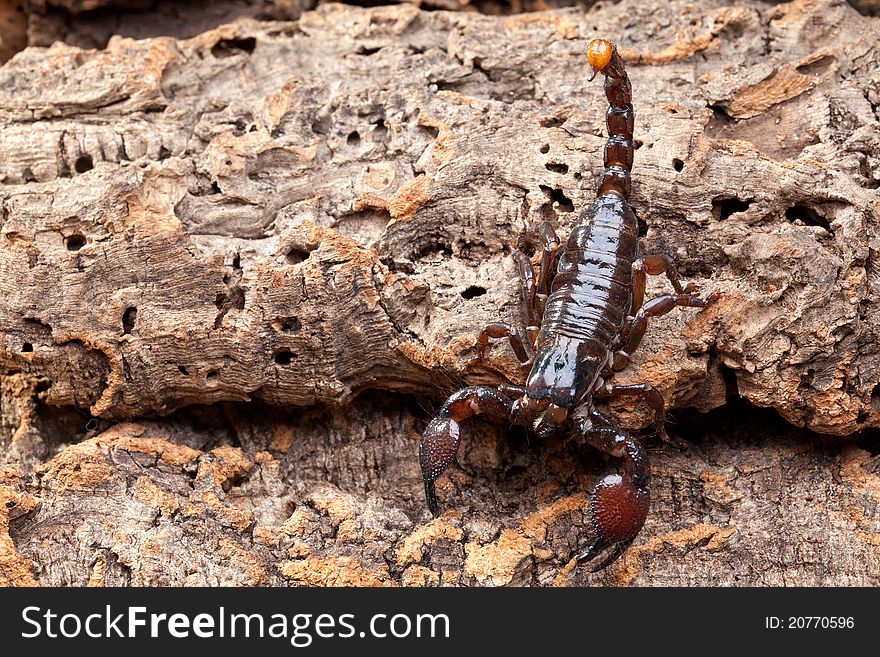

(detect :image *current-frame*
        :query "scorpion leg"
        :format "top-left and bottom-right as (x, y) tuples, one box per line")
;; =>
(467, 322), (532, 368)
(572, 416), (650, 571)
(419, 385), (524, 515)
(469, 220), (560, 366)
(613, 255), (718, 369)
(513, 251), (542, 348)
(516, 219), (560, 334)
(611, 259), (648, 362)
(612, 290), (720, 371)
(640, 254), (698, 295)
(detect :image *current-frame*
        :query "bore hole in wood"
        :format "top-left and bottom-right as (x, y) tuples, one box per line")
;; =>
(22, 343), (33, 353)
(371, 118), (388, 142)
(796, 55), (836, 77)
(672, 158), (684, 172)
(211, 37), (256, 58)
(274, 350), (295, 365)
(539, 185), (574, 213)
(461, 286), (486, 299)
(122, 307), (137, 335)
(636, 209), (648, 237)
(65, 234), (86, 251)
(785, 204), (829, 229)
(74, 154), (93, 173)
(286, 248), (313, 265)
(707, 104), (734, 126)
(711, 197), (753, 221)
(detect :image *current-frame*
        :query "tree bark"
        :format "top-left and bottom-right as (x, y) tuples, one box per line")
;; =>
(1, 0), (879, 586)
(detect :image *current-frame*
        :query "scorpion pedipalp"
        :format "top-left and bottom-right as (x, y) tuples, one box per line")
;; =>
(572, 419), (650, 571)
(419, 386), (523, 515)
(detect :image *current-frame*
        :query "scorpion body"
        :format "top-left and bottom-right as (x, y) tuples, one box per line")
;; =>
(419, 39), (719, 570)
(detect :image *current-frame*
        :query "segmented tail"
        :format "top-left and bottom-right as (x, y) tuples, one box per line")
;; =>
(586, 39), (634, 200)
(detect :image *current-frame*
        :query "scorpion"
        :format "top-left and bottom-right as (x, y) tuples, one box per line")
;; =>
(418, 38), (720, 571)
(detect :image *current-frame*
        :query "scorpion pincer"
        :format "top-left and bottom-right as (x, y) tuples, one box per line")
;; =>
(419, 38), (720, 571)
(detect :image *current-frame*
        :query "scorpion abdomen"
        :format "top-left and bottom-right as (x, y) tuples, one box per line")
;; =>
(529, 194), (638, 406)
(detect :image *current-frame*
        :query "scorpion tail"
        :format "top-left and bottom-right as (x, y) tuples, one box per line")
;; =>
(419, 386), (518, 517)
(586, 38), (634, 200)
(574, 422), (650, 571)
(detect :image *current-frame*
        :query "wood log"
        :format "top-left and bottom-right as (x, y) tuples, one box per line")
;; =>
(1, 0), (879, 586)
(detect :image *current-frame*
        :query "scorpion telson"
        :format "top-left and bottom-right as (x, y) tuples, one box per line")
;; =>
(419, 38), (720, 571)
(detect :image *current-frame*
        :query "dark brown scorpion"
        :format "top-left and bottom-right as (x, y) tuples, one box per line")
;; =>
(418, 38), (720, 571)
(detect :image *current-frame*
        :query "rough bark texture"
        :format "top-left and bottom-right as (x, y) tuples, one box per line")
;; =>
(1, 0), (879, 586)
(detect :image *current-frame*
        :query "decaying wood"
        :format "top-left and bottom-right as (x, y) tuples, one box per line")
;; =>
(21, 0), (315, 50)
(17, 1), (601, 53)
(1, 0), (879, 585)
